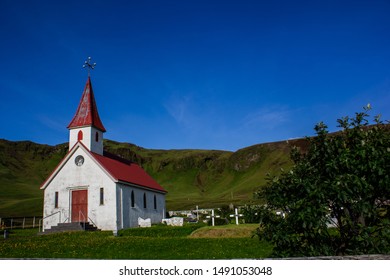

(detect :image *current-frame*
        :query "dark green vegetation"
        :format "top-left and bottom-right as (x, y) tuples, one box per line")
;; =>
(0, 136), (305, 217)
(0, 224), (272, 259)
(256, 107), (390, 257)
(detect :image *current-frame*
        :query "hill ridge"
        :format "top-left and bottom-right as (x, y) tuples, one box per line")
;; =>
(0, 137), (306, 217)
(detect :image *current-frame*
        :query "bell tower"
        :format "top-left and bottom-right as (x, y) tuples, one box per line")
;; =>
(67, 58), (106, 154)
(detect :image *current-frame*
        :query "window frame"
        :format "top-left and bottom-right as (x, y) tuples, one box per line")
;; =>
(131, 190), (135, 208)
(54, 191), (59, 208)
(99, 187), (104, 205)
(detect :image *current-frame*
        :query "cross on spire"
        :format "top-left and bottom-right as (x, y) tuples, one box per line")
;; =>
(83, 56), (96, 76)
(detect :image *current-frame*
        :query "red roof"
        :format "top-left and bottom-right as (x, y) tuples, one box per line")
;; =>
(91, 151), (167, 193)
(67, 77), (106, 132)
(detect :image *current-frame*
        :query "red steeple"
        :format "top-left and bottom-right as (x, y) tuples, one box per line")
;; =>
(67, 77), (106, 132)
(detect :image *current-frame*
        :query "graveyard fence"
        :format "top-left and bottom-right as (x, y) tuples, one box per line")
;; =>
(0, 216), (42, 230)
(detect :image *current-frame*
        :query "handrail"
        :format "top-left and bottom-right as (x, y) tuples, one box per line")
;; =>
(88, 217), (98, 229)
(78, 211), (86, 230)
(39, 211), (61, 233)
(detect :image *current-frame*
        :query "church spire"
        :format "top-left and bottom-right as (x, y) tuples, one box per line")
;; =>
(67, 76), (106, 132)
(67, 57), (105, 154)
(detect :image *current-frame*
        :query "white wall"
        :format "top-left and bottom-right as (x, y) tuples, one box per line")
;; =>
(42, 148), (117, 231)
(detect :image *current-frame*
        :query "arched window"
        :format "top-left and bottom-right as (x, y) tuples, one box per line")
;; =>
(143, 193), (147, 209)
(95, 131), (99, 142)
(154, 195), (157, 210)
(131, 191), (135, 208)
(78, 130), (83, 141)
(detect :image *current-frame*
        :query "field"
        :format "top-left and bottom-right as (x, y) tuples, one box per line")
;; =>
(0, 224), (272, 259)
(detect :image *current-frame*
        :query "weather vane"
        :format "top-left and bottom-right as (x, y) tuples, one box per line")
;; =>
(83, 56), (96, 76)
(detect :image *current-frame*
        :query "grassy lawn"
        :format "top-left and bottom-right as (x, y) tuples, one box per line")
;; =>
(190, 224), (259, 238)
(0, 224), (272, 259)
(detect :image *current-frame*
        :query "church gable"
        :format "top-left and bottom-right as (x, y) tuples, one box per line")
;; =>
(40, 142), (116, 190)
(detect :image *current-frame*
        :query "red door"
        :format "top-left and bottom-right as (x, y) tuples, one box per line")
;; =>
(72, 190), (88, 222)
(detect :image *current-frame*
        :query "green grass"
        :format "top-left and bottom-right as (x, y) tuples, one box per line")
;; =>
(0, 225), (273, 259)
(118, 223), (205, 238)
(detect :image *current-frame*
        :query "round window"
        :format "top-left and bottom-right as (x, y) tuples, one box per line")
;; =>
(75, 155), (84, 166)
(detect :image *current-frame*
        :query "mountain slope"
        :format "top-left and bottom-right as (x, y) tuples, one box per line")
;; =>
(0, 140), (68, 217)
(0, 138), (306, 217)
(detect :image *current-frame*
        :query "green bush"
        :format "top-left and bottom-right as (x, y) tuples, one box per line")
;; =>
(241, 205), (263, 223)
(256, 106), (390, 257)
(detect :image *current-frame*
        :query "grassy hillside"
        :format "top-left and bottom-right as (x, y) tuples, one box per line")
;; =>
(104, 139), (302, 210)
(0, 140), (68, 217)
(0, 138), (306, 217)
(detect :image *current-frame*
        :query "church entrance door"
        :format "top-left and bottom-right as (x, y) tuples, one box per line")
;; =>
(71, 190), (88, 222)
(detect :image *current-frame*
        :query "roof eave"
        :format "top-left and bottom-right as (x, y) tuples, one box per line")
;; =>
(117, 180), (168, 194)
(67, 123), (106, 132)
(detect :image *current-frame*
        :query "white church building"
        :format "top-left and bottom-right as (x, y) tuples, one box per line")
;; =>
(40, 75), (167, 233)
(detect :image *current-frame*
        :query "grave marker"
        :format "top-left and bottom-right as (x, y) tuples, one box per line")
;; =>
(206, 209), (220, 226)
(162, 217), (184, 226)
(229, 208), (244, 225)
(138, 217), (151, 227)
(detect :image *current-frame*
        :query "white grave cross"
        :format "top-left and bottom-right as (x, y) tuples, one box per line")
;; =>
(229, 208), (244, 225)
(206, 209), (220, 226)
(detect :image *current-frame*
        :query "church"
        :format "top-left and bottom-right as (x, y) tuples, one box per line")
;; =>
(40, 70), (167, 233)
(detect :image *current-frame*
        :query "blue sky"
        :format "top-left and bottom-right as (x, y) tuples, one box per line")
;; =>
(1, 0), (389, 151)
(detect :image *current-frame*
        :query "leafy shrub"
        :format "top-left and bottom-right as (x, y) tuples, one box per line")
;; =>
(256, 106), (390, 257)
(241, 205), (264, 223)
